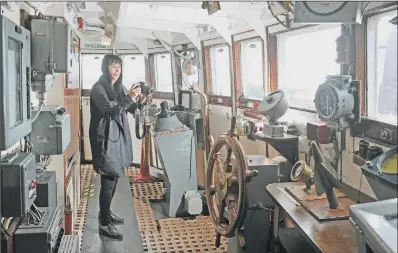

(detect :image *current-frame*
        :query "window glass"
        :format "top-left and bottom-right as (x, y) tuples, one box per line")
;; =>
(8, 38), (23, 127)
(210, 45), (231, 97)
(154, 52), (173, 92)
(367, 10), (397, 125)
(277, 26), (341, 109)
(240, 38), (265, 99)
(122, 54), (146, 89)
(82, 54), (104, 89)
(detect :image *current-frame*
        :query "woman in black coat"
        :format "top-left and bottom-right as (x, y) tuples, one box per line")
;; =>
(89, 54), (145, 240)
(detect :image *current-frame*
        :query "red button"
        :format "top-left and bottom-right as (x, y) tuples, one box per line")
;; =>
(31, 180), (39, 189)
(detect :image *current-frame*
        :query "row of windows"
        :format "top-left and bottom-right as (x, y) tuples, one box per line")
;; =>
(82, 52), (173, 93)
(207, 9), (397, 125)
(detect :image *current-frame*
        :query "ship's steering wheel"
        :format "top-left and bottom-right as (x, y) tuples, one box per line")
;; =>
(206, 116), (258, 248)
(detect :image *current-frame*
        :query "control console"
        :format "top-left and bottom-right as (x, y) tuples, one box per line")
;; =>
(14, 207), (64, 253)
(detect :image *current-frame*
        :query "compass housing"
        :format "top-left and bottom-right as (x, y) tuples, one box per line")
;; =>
(314, 75), (355, 123)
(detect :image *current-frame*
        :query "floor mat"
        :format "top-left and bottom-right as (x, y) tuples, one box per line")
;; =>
(80, 167), (144, 253)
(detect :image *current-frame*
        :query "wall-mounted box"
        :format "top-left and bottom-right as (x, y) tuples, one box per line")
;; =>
(1, 152), (37, 217)
(31, 105), (71, 155)
(30, 19), (72, 74)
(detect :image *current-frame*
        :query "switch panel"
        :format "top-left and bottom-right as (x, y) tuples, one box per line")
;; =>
(1, 152), (37, 217)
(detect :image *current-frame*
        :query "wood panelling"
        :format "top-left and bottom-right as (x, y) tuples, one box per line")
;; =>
(196, 149), (205, 186)
(204, 47), (212, 95)
(233, 42), (242, 100)
(64, 88), (81, 159)
(64, 38), (81, 160)
(355, 22), (367, 115)
(269, 35), (278, 92)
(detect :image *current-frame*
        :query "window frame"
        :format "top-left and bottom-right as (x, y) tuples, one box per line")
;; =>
(364, 8), (397, 125)
(233, 36), (268, 109)
(81, 53), (106, 96)
(153, 51), (174, 94)
(350, 7), (398, 145)
(120, 53), (147, 89)
(204, 43), (233, 107)
(274, 24), (343, 113)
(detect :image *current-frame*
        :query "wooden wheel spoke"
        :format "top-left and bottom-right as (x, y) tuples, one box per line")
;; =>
(217, 198), (226, 224)
(206, 116), (256, 239)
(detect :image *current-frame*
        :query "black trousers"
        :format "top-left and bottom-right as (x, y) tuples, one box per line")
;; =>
(99, 175), (119, 226)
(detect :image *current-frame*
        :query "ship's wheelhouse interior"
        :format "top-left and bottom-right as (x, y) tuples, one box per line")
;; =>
(0, 2), (397, 253)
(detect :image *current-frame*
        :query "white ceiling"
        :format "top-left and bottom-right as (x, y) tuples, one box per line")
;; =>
(30, 1), (293, 51)
(21, 1), (396, 54)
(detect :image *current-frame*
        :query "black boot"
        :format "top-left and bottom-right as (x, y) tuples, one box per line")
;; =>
(98, 212), (125, 225)
(99, 223), (123, 240)
(110, 212), (124, 224)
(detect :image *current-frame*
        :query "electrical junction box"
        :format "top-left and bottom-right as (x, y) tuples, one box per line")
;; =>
(294, 2), (363, 24)
(31, 105), (71, 155)
(30, 18), (72, 74)
(1, 152), (37, 217)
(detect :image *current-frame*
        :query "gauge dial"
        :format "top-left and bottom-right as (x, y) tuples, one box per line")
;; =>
(315, 84), (338, 121)
(318, 89), (336, 118)
(303, 2), (347, 15)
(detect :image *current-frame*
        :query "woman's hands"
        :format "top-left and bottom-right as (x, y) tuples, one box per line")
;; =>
(129, 86), (146, 103)
(129, 85), (141, 98)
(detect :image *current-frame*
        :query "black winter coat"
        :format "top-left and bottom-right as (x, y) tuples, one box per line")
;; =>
(89, 58), (141, 178)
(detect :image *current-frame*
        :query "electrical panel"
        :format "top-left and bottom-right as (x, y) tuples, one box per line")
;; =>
(293, 2), (363, 24)
(0, 152), (37, 217)
(30, 19), (72, 74)
(0, 15), (32, 150)
(31, 105), (71, 155)
(14, 207), (64, 253)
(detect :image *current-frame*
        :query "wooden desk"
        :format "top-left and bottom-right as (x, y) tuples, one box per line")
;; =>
(266, 182), (357, 253)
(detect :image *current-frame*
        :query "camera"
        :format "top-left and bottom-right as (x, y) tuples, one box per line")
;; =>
(133, 82), (154, 96)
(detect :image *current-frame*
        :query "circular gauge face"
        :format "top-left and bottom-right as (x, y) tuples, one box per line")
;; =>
(304, 2), (347, 15)
(293, 165), (303, 178)
(316, 86), (338, 119)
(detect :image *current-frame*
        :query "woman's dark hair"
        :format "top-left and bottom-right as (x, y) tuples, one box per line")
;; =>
(101, 54), (124, 94)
